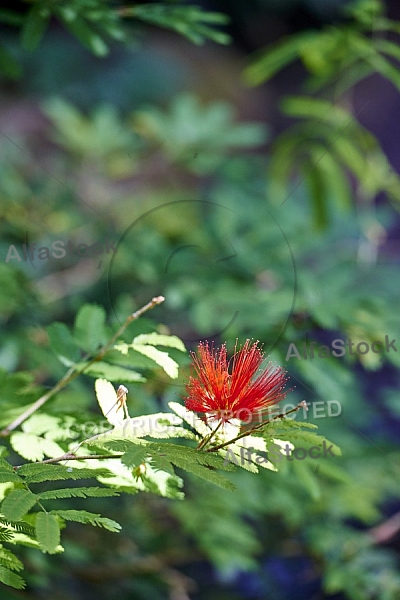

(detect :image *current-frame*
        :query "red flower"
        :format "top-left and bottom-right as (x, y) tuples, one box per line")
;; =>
(185, 340), (289, 422)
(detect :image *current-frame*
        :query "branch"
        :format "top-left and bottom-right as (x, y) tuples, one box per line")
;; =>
(369, 511), (400, 544)
(0, 296), (165, 437)
(14, 453), (124, 468)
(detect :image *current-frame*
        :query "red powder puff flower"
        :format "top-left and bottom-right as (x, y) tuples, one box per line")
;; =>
(185, 340), (289, 423)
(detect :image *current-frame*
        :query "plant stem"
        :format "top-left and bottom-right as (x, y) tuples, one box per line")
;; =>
(196, 419), (223, 450)
(205, 401), (307, 453)
(14, 453), (124, 468)
(0, 296), (165, 437)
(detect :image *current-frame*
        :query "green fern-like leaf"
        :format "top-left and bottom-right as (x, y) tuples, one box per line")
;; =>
(123, 4), (230, 45)
(0, 470), (22, 484)
(0, 459), (16, 473)
(0, 565), (26, 589)
(0, 518), (35, 537)
(258, 419), (319, 434)
(99, 438), (236, 489)
(51, 510), (121, 532)
(150, 442), (235, 469)
(256, 417), (341, 457)
(104, 439), (235, 471)
(0, 459), (23, 484)
(150, 454), (175, 476)
(128, 440), (236, 490)
(0, 545), (23, 572)
(168, 456), (236, 490)
(37, 487), (120, 500)
(1, 489), (37, 521)
(270, 430), (341, 457)
(0, 528), (15, 542)
(119, 445), (149, 468)
(138, 465), (184, 499)
(17, 464), (112, 484)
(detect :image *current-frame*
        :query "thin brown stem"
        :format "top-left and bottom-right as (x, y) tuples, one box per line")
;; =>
(369, 510), (400, 544)
(205, 401), (307, 453)
(14, 453), (124, 468)
(196, 419), (223, 450)
(1, 296), (165, 437)
(116, 6), (139, 17)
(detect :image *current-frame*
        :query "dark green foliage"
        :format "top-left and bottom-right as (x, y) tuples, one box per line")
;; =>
(120, 4), (231, 45)
(0, 0), (230, 78)
(245, 0), (400, 228)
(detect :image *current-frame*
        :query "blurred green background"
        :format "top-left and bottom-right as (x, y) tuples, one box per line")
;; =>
(1, 0), (400, 598)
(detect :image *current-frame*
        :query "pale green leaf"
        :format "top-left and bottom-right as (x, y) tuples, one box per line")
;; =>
(94, 412), (196, 442)
(35, 512), (60, 554)
(10, 433), (46, 462)
(94, 378), (126, 427)
(132, 344), (179, 378)
(22, 414), (60, 436)
(168, 402), (209, 437)
(132, 332), (186, 352)
(10, 432), (65, 461)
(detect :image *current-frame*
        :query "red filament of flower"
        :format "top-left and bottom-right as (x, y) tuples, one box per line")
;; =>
(185, 340), (289, 421)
